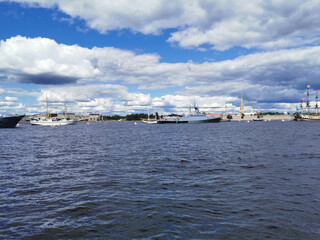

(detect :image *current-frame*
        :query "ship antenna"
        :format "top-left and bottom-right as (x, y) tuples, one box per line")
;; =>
(316, 89), (319, 115)
(306, 85), (310, 114)
(65, 94), (68, 119)
(46, 93), (50, 118)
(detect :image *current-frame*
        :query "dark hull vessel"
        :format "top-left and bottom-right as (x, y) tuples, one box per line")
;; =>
(0, 115), (25, 128)
(293, 112), (320, 121)
(157, 116), (221, 124)
(157, 118), (221, 124)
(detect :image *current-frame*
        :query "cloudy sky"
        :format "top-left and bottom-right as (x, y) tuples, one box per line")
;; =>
(0, 0), (319, 115)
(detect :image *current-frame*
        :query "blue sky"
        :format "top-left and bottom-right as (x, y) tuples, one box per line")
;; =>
(1, 0), (320, 115)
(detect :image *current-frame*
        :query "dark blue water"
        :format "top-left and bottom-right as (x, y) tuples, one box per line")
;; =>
(1, 121), (319, 239)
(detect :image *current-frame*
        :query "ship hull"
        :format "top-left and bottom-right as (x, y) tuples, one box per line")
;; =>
(293, 112), (320, 121)
(30, 118), (76, 126)
(294, 118), (320, 121)
(157, 117), (221, 124)
(0, 115), (25, 128)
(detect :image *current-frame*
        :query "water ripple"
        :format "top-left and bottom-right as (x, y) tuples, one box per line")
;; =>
(0, 121), (320, 239)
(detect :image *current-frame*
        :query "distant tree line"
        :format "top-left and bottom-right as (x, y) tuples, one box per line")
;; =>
(125, 113), (148, 121)
(102, 112), (164, 121)
(103, 115), (124, 121)
(260, 112), (286, 115)
(103, 113), (150, 121)
(100, 111), (288, 121)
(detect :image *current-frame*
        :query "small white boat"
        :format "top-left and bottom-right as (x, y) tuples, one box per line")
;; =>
(141, 119), (158, 124)
(141, 107), (158, 124)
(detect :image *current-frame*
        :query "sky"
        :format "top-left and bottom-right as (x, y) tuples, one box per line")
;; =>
(0, 0), (320, 116)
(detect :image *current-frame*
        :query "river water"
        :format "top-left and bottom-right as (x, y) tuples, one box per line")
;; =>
(1, 121), (319, 239)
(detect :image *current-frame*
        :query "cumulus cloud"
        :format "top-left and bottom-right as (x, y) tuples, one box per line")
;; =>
(32, 84), (152, 114)
(3, 36), (320, 90)
(0, 90), (25, 114)
(5, 0), (320, 50)
(0, 36), (98, 84)
(1, 36), (320, 114)
(28, 84), (239, 115)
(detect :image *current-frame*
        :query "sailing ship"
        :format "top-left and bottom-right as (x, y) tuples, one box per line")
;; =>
(294, 85), (320, 121)
(30, 94), (76, 126)
(0, 114), (25, 128)
(141, 108), (158, 124)
(157, 105), (221, 124)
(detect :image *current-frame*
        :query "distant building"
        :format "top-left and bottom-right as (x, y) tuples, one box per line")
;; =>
(77, 113), (103, 122)
(239, 89), (245, 116)
(57, 112), (76, 120)
(89, 113), (102, 121)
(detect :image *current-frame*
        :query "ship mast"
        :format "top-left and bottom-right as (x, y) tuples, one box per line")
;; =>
(64, 94), (68, 119)
(306, 85), (310, 114)
(316, 89), (319, 115)
(46, 93), (50, 118)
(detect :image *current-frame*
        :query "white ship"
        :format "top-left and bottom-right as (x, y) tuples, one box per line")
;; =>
(30, 117), (76, 126)
(30, 94), (76, 126)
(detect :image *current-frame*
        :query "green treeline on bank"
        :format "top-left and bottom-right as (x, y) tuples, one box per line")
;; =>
(103, 113), (151, 121)
(101, 111), (287, 121)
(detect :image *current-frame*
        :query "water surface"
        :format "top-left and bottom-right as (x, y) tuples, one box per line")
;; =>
(1, 121), (319, 239)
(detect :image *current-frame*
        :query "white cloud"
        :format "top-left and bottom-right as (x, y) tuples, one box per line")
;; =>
(28, 84), (240, 115)
(0, 36), (98, 79)
(1, 36), (320, 114)
(0, 93), (25, 114)
(6, 0), (320, 50)
(4, 96), (18, 101)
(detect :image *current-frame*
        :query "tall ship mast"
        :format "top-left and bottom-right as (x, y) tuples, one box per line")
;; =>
(65, 94), (68, 119)
(316, 89), (319, 115)
(306, 85), (310, 114)
(30, 94), (76, 126)
(46, 93), (50, 118)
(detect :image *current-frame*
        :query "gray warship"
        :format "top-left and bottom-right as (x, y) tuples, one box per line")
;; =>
(157, 106), (221, 124)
